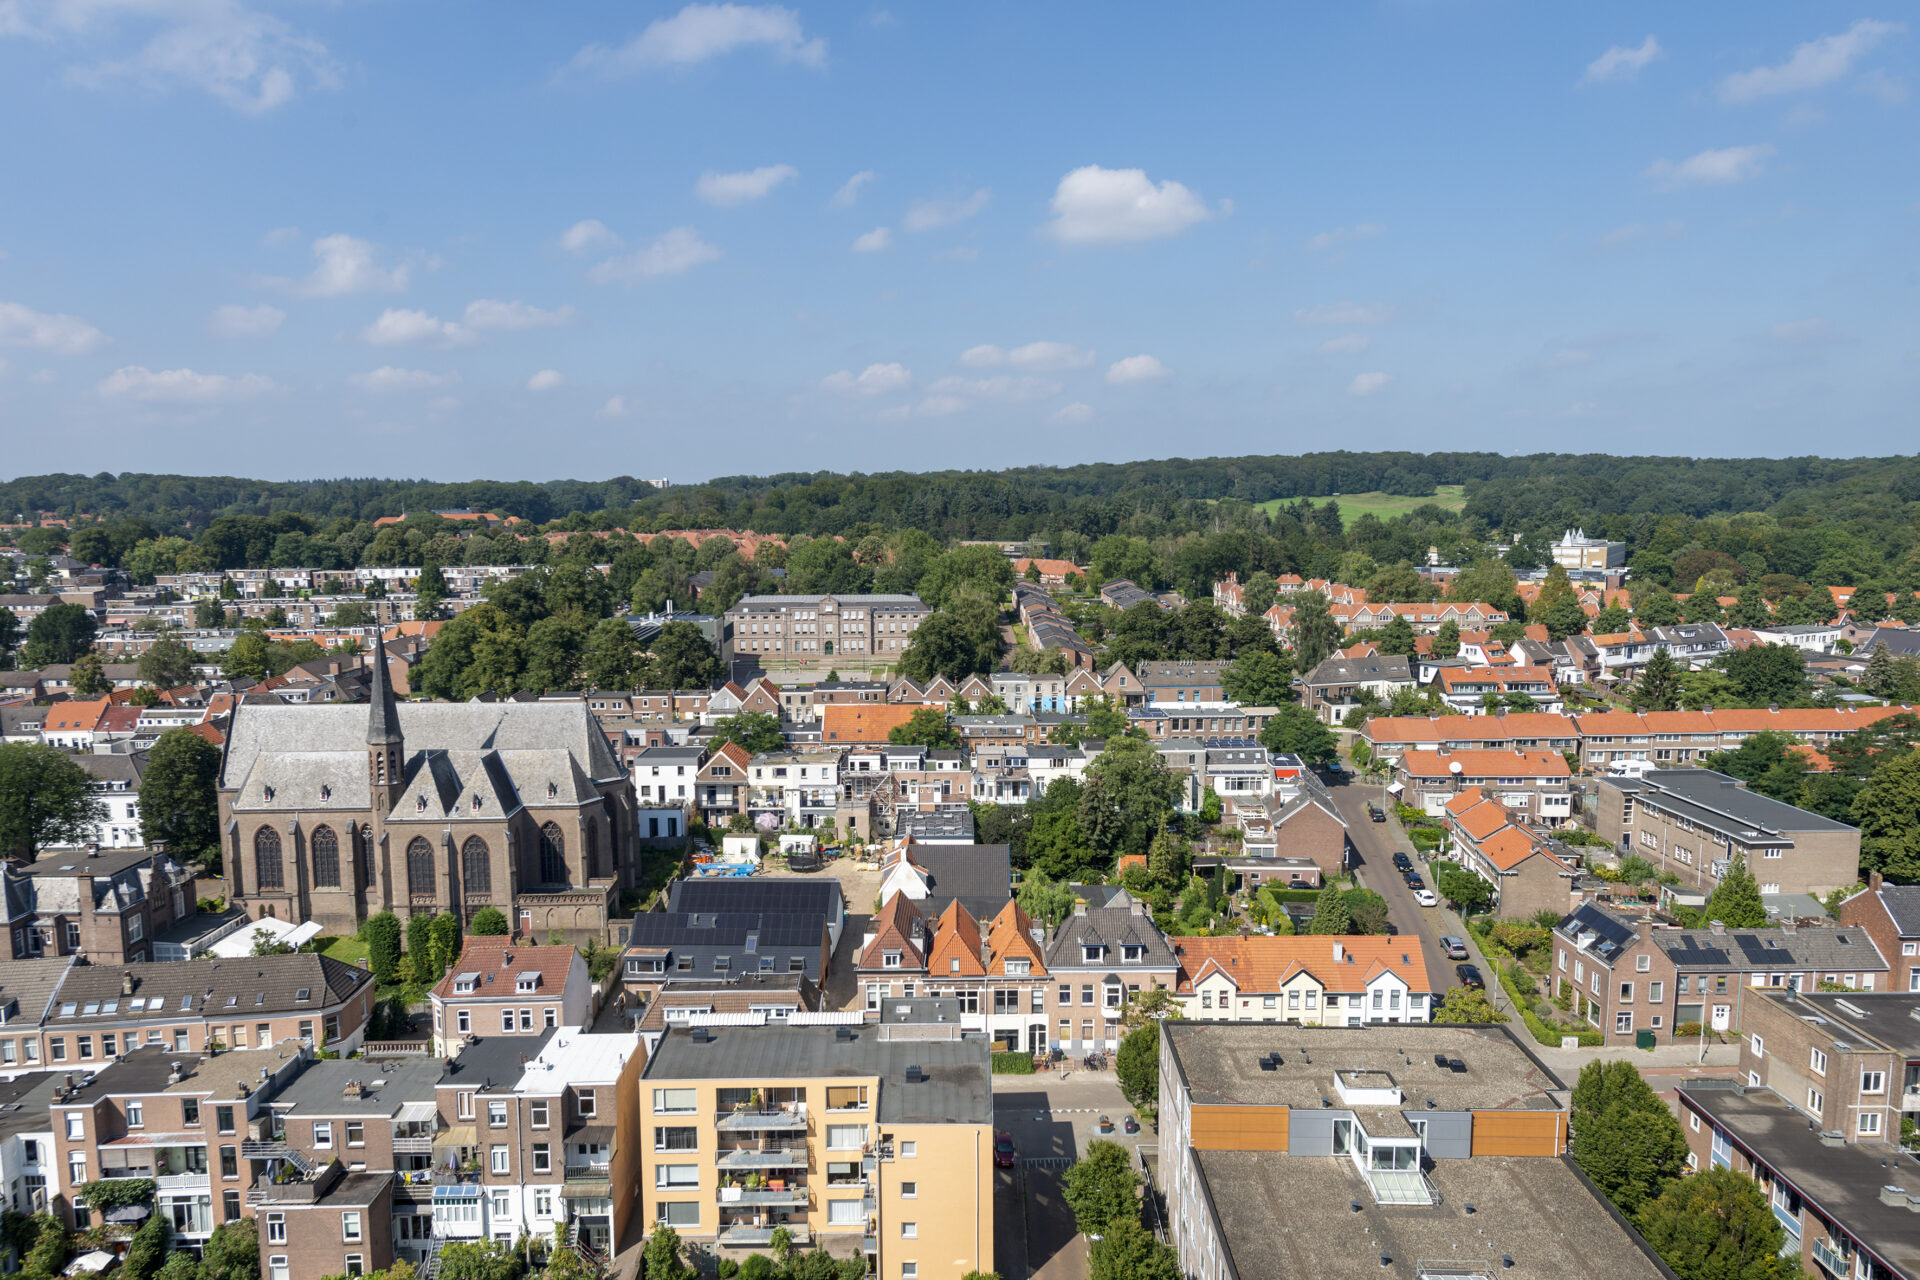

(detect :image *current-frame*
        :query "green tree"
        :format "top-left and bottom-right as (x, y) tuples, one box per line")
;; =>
(888, 707), (959, 750)
(1288, 591), (1342, 671)
(414, 603), (526, 700)
(470, 906), (510, 936)
(1078, 737), (1179, 862)
(201, 1218), (260, 1280)
(1636, 1167), (1800, 1280)
(69, 653), (110, 698)
(1529, 563), (1577, 621)
(710, 711), (786, 755)
(1016, 866), (1078, 926)
(900, 605), (1001, 682)
(223, 630), (271, 681)
(1085, 697), (1128, 740)
(415, 561), (448, 620)
(640, 1228), (695, 1280)
(137, 635), (197, 690)
(430, 912), (463, 977)
(1307, 883), (1351, 935)
(1861, 645), (1897, 697)
(121, 1207), (173, 1280)
(20, 602), (97, 666)
(154, 1252), (205, 1280)
(1258, 702), (1338, 766)
(521, 614), (589, 693)
(1540, 594), (1591, 642)
(579, 618), (644, 690)
(1701, 854), (1769, 928)
(1146, 824), (1191, 890)
(21, 1212), (71, 1280)
(1436, 866), (1492, 915)
(1430, 618), (1462, 658)
(1374, 613), (1417, 657)
(364, 911), (403, 984)
(139, 728), (222, 866)
(1087, 1216), (1180, 1280)
(1240, 571), (1278, 617)
(1590, 603), (1631, 636)
(407, 912), (436, 979)
(1220, 647), (1292, 704)
(1635, 647), (1682, 712)
(0, 606), (20, 665)
(1703, 732), (1808, 805)
(0, 742), (105, 862)
(1851, 750), (1920, 882)
(434, 1240), (523, 1280)
(1062, 1140), (1139, 1236)
(1631, 582), (1683, 627)
(1714, 644), (1810, 707)
(1343, 887), (1390, 935)
(648, 621), (722, 688)
(1568, 1060), (1689, 1217)
(1431, 986), (1506, 1024)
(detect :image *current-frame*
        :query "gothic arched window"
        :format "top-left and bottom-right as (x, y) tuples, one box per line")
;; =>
(310, 826), (340, 888)
(462, 836), (492, 897)
(255, 827), (284, 890)
(407, 837), (435, 895)
(538, 823), (566, 886)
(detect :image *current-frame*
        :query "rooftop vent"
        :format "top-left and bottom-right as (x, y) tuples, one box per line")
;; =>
(835, 1026), (856, 1042)
(904, 1065), (925, 1084)
(689, 1028), (713, 1043)
(1258, 1053), (1282, 1072)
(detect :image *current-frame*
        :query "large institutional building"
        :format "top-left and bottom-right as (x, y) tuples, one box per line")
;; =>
(219, 635), (638, 940)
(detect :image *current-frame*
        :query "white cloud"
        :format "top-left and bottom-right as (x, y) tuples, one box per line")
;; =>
(959, 341), (1093, 372)
(362, 309), (472, 347)
(596, 395), (629, 419)
(830, 170), (874, 207)
(1719, 20), (1903, 102)
(1347, 371), (1392, 397)
(903, 188), (990, 232)
(1581, 36), (1663, 84)
(98, 364), (273, 403)
(569, 3), (826, 74)
(1317, 333), (1371, 355)
(1106, 354), (1169, 385)
(1644, 144), (1775, 188)
(208, 303), (284, 339)
(559, 220), (621, 254)
(821, 363), (912, 396)
(1045, 165), (1212, 244)
(348, 366), (457, 392)
(0, 300), (109, 355)
(1307, 222), (1384, 251)
(588, 228), (723, 283)
(28, 368), (57, 384)
(461, 299), (575, 331)
(695, 164), (798, 206)
(274, 234), (410, 297)
(1049, 402), (1094, 426)
(1294, 301), (1396, 325)
(527, 369), (565, 391)
(10, 0), (339, 113)
(851, 226), (893, 253)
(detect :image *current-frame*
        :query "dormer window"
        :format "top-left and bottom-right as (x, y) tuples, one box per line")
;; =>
(1122, 945), (1143, 964)
(516, 974), (538, 993)
(454, 972), (479, 995)
(1082, 945), (1103, 963)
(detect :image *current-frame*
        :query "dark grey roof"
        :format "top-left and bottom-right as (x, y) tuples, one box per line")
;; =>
(629, 912), (826, 949)
(1860, 627), (1920, 658)
(896, 811), (974, 842)
(902, 844), (1011, 920)
(729, 594), (927, 609)
(1678, 1084), (1920, 1278)
(272, 1055), (448, 1115)
(1553, 903), (1641, 966)
(1624, 769), (1853, 838)
(366, 630), (402, 746)
(0, 1072), (64, 1140)
(46, 954), (372, 1025)
(440, 1030), (557, 1088)
(1044, 887), (1178, 970)
(0, 957), (73, 1024)
(1761, 990), (1920, 1056)
(1874, 884), (1920, 937)
(668, 878), (844, 919)
(1302, 654), (1413, 686)
(1652, 925), (1886, 973)
(641, 1024), (991, 1124)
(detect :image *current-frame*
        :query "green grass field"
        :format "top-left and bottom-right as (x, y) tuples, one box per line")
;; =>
(1254, 484), (1467, 522)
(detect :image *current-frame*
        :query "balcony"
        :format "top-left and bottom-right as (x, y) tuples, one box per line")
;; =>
(1810, 1238), (1852, 1277)
(717, 1108), (808, 1133)
(717, 1187), (809, 1207)
(1902, 1089), (1920, 1113)
(155, 1173), (211, 1192)
(718, 1226), (811, 1248)
(564, 1164), (612, 1183)
(718, 1147), (808, 1171)
(393, 1135), (436, 1155)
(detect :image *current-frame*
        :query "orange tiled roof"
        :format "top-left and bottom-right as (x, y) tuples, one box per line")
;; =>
(1363, 713), (1579, 743)
(926, 901), (987, 978)
(1171, 935), (1432, 996)
(1400, 748), (1570, 779)
(44, 697), (110, 732)
(1477, 825), (1564, 872)
(822, 702), (921, 745)
(430, 939), (579, 1001)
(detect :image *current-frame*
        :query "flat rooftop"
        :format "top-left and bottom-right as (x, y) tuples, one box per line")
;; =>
(272, 1055), (448, 1114)
(513, 1032), (635, 1092)
(441, 1030), (557, 1091)
(1196, 1148), (1670, 1280)
(1679, 1083), (1920, 1278)
(1763, 991), (1920, 1057)
(17, 846), (157, 879)
(1164, 1022), (1566, 1112)
(642, 1024), (991, 1125)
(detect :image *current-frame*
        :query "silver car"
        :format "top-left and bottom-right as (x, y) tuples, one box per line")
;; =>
(1440, 935), (1469, 960)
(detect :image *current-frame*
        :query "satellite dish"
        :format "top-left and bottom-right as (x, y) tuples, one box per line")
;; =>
(1449, 761), (1463, 775)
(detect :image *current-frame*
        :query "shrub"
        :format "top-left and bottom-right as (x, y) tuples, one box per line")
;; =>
(991, 1051), (1035, 1075)
(1409, 828), (1443, 851)
(470, 907), (509, 936)
(363, 912), (402, 985)
(1674, 1022), (1703, 1038)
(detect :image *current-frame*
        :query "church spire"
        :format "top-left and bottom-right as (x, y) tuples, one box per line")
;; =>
(367, 628), (403, 746)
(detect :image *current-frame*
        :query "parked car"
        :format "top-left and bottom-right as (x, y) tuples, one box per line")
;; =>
(1456, 963), (1485, 990)
(1413, 888), (1438, 907)
(994, 1132), (1016, 1167)
(1392, 853), (1412, 872)
(1403, 875), (1425, 891)
(1440, 935), (1469, 960)
(1367, 804), (1386, 822)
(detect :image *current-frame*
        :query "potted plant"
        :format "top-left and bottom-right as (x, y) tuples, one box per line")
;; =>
(749, 1089), (762, 1111)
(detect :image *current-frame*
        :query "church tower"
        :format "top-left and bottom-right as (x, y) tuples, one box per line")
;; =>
(367, 629), (405, 815)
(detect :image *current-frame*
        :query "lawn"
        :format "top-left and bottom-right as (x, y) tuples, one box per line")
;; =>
(1254, 484), (1467, 523)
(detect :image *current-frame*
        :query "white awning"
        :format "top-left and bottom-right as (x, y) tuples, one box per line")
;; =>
(396, 1101), (438, 1123)
(1386, 782), (1405, 795)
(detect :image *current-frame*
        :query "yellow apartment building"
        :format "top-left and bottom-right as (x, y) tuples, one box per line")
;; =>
(638, 1021), (995, 1280)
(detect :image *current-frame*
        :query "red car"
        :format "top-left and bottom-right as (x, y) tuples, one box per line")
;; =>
(994, 1132), (1016, 1167)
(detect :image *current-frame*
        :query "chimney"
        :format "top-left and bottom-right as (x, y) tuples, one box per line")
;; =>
(1869, 871), (1883, 892)
(1780, 919), (1797, 936)
(1332, 942), (1344, 964)
(121, 971), (135, 996)
(1074, 898), (1088, 917)
(1709, 920), (1726, 936)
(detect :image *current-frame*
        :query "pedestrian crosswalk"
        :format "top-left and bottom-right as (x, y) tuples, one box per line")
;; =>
(1022, 1156), (1075, 1170)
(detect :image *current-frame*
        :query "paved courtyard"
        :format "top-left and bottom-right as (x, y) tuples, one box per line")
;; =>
(991, 1069), (1150, 1280)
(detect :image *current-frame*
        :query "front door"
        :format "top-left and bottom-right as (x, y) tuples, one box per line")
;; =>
(1710, 1003), (1731, 1031)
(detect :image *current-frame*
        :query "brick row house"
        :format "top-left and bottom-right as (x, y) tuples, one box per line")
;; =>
(1040, 888), (1179, 1055)
(1440, 788), (1578, 921)
(427, 940), (592, 1055)
(1837, 876), (1920, 994)
(1393, 746), (1574, 824)
(4, 846), (199, 964)
(1731, 989), (1920, 1142)
(1167, 936), (1435, 1026)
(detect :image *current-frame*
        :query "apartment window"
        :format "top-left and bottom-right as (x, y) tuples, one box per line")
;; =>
(125, 1101), (144, 1128)
(345, 1260), (364, 1279)
(1809, 1048), (1827, 1076)
(1858, 1112), (1882, 1137)
(533, 1144), (551, 1174)
(488, 1100), (509, 1128)
(900, 1224), (917, 1239)
(220, 1147), (238, 1178)
(224, 1191), (241, 1220)
(1807, 1088), (1824, 1114)
(577, 1090), (597, 1119)
(313, 1122), (334, 1149)
(1058, 985), (1070, 1004)
(346, 1122), (364, 1147)
(545, 1008), (557, 1028)
(826, 1124), (866, 1150)
(1750, 1035), (1764, 1059)
(901, 1182), (917, 1199)
(458, 1093), (475, 1121)
(1619, 982), (1633, 1003)
(266, 1214), (287, 1245)
(519, 1010), (533, 1031)
(1648, 981), (1663, 1002)
(489, 1146), (508, 1174)
(535, 1190), (553, 1216)
(656, 1202), (699, 1228)
(1635, 955), (1651, 973)
(76, 1037), (93, 1061)
(1861, 1070), (1885, 1094)
(501, 1010), (514, 1033)
(532, 1100), (551, 1128)
(342, 1212), (362, 1243)
(457, 1011), (471, 1034)
(655, 1165), (698, 1189)
(68, 1154), (86, 1188)
(65, 1115), (84, 1140)
(653, 1127), (697, 1152)
(1615, 1013), (1633, 1033)
(902, 1265), (918, 1279)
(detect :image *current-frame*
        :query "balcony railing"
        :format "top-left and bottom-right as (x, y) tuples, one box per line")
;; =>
(564, 1164), (612, 1182)
(155, 1173), (211, 1192)
(717, 1187), (808, 1207)
(1810, 1238), (1852, 1277)
(718, 1147), (808, 1170)
(718, 1227), (811, 1247)
(392, 1136), (436, 1154)
(717, 1108), (808, 1132)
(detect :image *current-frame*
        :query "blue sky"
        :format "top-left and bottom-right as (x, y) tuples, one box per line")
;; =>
(0, 3), (1915, 482)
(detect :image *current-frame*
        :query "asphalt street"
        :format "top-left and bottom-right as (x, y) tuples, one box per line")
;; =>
(991, 1072), (1146, 1280)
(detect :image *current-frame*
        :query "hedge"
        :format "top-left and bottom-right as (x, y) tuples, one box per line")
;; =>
(991, 1051), (1035, 1074)
(1471, 921), (1604, 1048)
